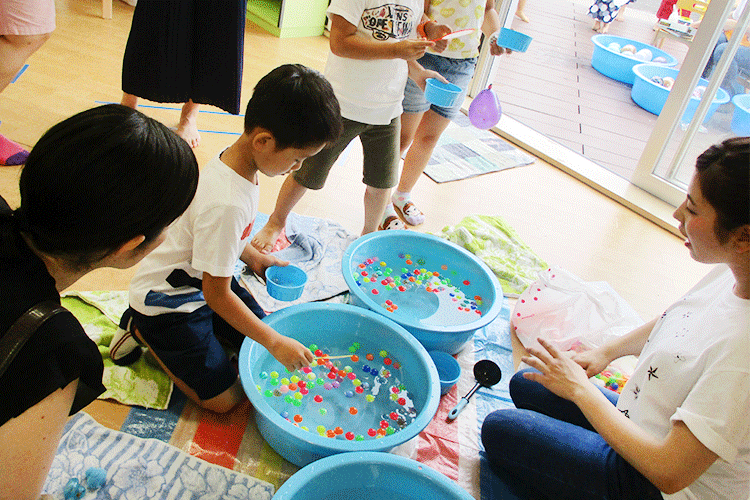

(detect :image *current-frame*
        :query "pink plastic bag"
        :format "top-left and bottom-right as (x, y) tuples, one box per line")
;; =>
(512, 267), (642, 353)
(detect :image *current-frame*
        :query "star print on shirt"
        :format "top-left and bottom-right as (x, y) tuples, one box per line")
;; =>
(648, 366), (659, 380)
(632, 385), (640, 399)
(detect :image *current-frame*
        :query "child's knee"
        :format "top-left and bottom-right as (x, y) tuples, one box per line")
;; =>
(198, 381), (245, 413)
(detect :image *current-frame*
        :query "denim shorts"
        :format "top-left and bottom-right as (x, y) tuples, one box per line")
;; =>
(402, 52), (478, 119)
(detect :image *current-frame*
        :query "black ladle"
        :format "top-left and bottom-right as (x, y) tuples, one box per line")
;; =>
(447, 359), (502, 420)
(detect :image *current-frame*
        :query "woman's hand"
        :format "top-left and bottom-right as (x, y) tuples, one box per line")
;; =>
(571, 346), (612, 378)
(521, 338), (593, 401)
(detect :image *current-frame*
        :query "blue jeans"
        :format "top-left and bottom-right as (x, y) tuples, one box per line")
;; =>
(480, 369), (662, 500)
(704, 33), (750, 98)
(402, 52), (478, 119)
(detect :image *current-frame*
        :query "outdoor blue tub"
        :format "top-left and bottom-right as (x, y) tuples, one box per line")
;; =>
(731, 94), (750, 135)
(238, 303), (440, 468)
(273, 452), (474, 499)
(631, 64), (730, 123)
(343, 231), (503, 355)
(591, 34), (678, 85)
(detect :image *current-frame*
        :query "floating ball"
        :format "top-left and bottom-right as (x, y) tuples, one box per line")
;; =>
(652, 56), (668, 63)
(620, 44), (636, 54)
(662, 76), (675, 90)
(607, 42), (621, 52)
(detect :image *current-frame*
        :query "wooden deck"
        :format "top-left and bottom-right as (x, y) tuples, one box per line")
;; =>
(488, 0), (733, 180)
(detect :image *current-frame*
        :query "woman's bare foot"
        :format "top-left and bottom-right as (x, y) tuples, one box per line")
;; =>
(251, 218), (285, 254)
(121, 93), (138, 109)
(177, 100), (201, 148)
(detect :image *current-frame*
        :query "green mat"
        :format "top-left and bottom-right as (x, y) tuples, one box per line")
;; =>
(61, 291), (173, 410)
(437, 214), (548, 297)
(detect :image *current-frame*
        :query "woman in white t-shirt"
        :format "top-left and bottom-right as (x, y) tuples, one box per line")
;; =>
(481, 137), (750, 500)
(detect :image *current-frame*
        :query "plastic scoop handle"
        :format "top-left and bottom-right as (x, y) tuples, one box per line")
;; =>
(430, 29), (475, 42)
(447, 381), (481, 420)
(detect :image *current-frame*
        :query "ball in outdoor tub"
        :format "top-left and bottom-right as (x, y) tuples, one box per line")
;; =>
(651, 75), (664, 86)
(620, 44), (636, 54)
(635, 48), (653, 61)
(607, 42), (621, 51)
(653, 56), (668, 63)
(662, 76), (675, 90)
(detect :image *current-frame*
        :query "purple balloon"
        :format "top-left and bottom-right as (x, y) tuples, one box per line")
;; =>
(469, 86), (502, 129)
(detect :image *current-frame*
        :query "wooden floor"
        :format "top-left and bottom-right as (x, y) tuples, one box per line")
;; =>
(490, 0), (734, 180)
(0, 0), (710, 430)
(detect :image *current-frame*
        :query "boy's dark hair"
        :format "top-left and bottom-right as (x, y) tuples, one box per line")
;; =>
(13, 104), (199, 267)
(244, 64), (342, 150)
(695, 136), (750, 243)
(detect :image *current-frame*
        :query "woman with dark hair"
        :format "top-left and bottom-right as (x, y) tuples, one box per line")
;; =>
(0, 104), (199, 500)
(481, 137), (750, 500)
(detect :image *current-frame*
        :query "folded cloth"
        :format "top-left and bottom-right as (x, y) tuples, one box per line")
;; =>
(437, 214), (548, 297)
(239, 212), (357, 312)
(61, 291), (173, 410)
(43, 412), (275, 500)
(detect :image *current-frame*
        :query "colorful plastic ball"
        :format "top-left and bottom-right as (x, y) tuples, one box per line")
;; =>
(468, 85), (502, 129)
(662, 76), (675, 90)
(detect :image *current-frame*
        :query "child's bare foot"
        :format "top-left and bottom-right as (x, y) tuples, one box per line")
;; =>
(252, 219), (285, 253)
(598, 22), (609, 33)
(515, 10), (530, 22)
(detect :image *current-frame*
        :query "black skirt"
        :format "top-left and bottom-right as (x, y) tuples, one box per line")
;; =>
(121, 0), (246, 115)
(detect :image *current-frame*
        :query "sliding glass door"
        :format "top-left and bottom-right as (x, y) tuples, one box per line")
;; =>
(634, 0), (750, 206)
(471, 0), (748, 210)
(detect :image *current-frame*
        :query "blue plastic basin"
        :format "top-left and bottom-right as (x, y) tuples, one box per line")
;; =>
(343, 231), (503, 355)
(731, 94), (750, 135)
(273, 452), (475, 499)
(591, 34), (678, 85)
(238, 303), (440, 467)
(631, 64), (730, 123)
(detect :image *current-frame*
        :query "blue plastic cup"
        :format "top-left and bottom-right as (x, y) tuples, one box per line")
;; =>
(428, 350), (461, 395)
(424, 78), (463, 107)
(265, 265), (307, 301)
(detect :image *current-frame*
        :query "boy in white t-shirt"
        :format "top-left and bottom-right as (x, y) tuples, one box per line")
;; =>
(251, 0), (448, 252)
(111, 64), (342, 413)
